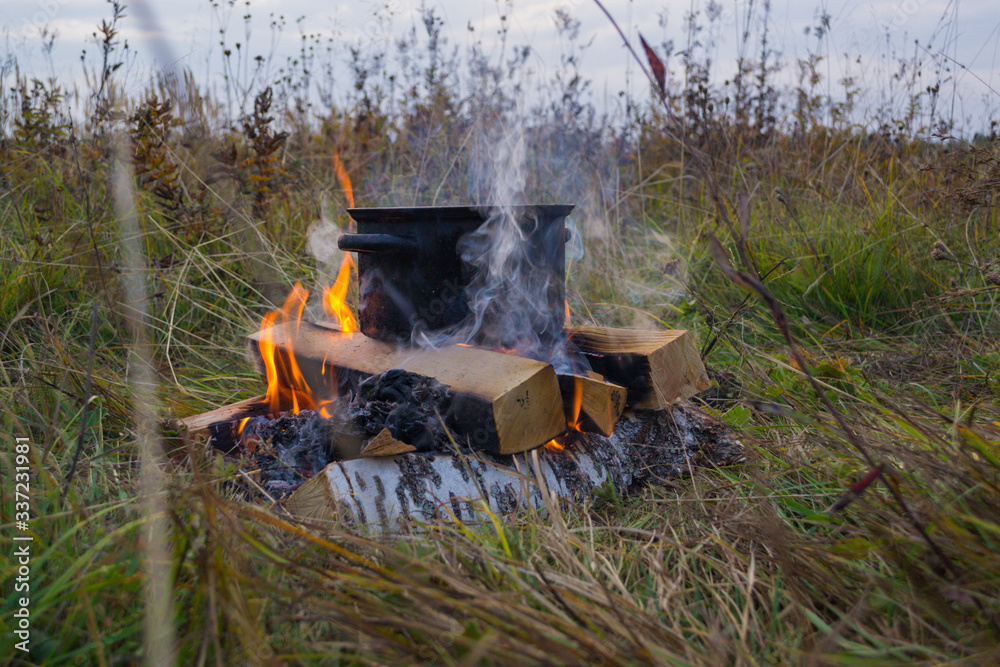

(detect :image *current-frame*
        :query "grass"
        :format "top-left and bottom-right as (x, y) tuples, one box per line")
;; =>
(2, 2), (1000, 664)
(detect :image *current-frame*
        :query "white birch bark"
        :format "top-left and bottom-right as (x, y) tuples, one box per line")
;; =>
(286, 403), (743, 532)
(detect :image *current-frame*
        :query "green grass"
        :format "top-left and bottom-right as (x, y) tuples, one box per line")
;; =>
(2, 10), (1000, 665)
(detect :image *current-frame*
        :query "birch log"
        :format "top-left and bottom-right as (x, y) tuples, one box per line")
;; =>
(284, 402), (743, 532)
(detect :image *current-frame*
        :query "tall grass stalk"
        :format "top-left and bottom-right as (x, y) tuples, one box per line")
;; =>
(112, 132), (176, 665)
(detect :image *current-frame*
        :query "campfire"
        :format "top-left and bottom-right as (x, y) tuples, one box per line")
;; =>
(172, 161), (743, 530)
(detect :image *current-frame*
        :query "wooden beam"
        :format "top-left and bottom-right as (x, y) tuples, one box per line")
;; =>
(567, 326), (709, 409)
(247, 323), (567, 455)
(557, 374), (627, 436)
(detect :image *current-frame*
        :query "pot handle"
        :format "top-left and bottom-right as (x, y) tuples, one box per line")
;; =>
(338, 233), (419, 255)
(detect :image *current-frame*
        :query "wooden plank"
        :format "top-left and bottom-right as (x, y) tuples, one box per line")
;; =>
(567, 326), (709, 409)
(247, 322), (567, 455)
(557, 374), (627, 436)
(166, 394), (269, 452)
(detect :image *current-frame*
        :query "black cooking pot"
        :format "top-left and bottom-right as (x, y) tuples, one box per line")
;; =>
(338, 205), (574, 346)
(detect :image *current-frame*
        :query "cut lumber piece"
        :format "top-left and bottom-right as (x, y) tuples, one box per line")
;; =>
(557, 374), (627, 436)
(165, 394), (270, 452)
(360, 428), (416, 457)
(247, 322), (566, 455)
(567, 326), (710, 409)
(283, 402), (744, 532)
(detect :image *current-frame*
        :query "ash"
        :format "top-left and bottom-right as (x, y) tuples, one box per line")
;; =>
(348, 369), (455, 452)
(240, 411), (334, 497)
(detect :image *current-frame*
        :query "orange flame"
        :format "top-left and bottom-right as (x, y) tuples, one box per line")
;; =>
(323, 252), (359, 332)
(568, 375), (583, 432)
(323, 150), (359, 333)
(544, 438), (565, 452)
(252, 152), (359, 422)
(259, 282), (336, 416)
(333, 150), (354, 209)
(321, 150), (361, 333)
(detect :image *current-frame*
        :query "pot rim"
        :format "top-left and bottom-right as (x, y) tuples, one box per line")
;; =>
(347, 204), (575, 223)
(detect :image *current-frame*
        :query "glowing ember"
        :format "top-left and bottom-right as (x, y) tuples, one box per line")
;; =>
(259, 282), (336, 416)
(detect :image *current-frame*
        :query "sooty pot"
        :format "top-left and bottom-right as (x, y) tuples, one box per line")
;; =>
(338, 205), (574, 347)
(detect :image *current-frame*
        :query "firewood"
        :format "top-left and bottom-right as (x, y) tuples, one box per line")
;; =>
(557, 374), (627, 436)
(166, 394), (269, 452)
(246, 322), (567, 455)
(282, 402), (745, 532)
(360, 428), (417, 457)
(567, 326), (709, 409)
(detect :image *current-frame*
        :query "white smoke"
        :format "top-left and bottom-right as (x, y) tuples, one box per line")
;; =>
(305, 194), (343, 278)
(410, 118), (584, 372)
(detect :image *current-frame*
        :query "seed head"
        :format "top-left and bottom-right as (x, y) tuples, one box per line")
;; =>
(982, 259), (1000, 285)
(931, 241), (949, 261)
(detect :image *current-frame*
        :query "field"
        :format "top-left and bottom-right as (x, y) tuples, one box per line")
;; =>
(2, 3), (1000, 664)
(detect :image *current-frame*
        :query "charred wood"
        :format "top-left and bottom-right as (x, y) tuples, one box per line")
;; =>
(567, 326), (710, 409)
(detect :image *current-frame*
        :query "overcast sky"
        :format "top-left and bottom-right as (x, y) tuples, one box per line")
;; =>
(4, 0), (998, 131)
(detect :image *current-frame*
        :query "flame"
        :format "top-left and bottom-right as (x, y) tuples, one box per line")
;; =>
(251, 152), (359, 421)
(568, 375), (583, 431)
(333, 150), (354, 209)
(564, 298), (571, 326)
(259, 282), (336, 416)
(544, 438), (565, 452)
(321, 150), (361, 332)
(323, 252), (359, 332)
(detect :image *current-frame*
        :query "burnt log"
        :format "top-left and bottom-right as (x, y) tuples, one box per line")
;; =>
(567, 326), (710, 409)
(166, 394), (270, 453)
(284, 402), (744, 532)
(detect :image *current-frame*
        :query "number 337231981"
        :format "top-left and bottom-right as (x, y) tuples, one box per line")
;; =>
(14, 442), (30, 521)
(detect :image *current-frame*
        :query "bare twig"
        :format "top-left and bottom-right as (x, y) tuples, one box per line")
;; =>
(701, 257), (788, 359)
(593, 0), (760, 278)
